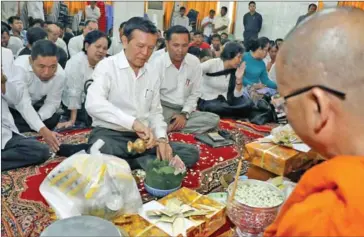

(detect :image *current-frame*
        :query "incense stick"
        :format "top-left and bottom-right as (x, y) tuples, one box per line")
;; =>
(228, 157), (244, 203)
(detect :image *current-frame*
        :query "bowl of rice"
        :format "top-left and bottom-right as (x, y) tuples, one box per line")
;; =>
(226, 179), (285, 236)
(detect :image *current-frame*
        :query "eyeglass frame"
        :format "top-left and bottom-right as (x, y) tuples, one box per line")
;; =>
(273, 85), (346, 113)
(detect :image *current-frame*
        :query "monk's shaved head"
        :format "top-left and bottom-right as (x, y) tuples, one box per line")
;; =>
(276, 8), (364, 158)
(277, 8), (364, 111)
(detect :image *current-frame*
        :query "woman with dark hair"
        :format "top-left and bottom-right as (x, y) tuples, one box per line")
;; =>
(243, 37), (277, 88)
(57, 30), (109, 129)
(197, 42), (253, 117)
(266, 42), (278, 72)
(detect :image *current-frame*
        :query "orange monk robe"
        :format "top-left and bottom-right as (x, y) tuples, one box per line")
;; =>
(264, 156), (364, 237)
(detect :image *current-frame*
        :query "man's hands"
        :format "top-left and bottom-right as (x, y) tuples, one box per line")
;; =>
(56, 120), (74, 129)
(156, 139), (173, 161)
(167, 113), (187, 133)
(132, 119), (155, 149)
(132, 120), (174, 161)
(39, 127), (61, 152)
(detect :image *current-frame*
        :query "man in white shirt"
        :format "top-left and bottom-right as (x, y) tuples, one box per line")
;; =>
(201, 9), (215, 43)
(68, 20), (98, 57)
(1, 1), (19, 22)
(47, 24), (68, 57)
(108, 21), (125, 56)
(172, 7), (190, 30)
(1, 69), (50, 171)
(1, 47), (14, 75)
(85, 17), (199, 170)
(151, 26), (219, 134)
(27, 2), (45, 21)
(9, 40), (66, 153)
(213, 6), (230, 35)
(85, 1), (101, 22)
(2, 25), (23, 56)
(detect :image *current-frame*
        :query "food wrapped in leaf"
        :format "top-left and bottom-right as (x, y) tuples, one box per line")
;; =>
(145, 157), (186, 190)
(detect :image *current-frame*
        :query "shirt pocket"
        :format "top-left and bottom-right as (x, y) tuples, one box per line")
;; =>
(183, 78), (193, 96)
(142, 88), (154, 111)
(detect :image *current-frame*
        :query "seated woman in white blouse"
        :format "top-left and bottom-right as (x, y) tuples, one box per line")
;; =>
(198, 42), (253, 118)
(57, 30), (109, 129)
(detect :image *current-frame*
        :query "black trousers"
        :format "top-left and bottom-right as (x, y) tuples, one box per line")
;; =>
(10, 97), (60, 133)
(1, 133), (50, 171)
(197, 95), (254, 119)
(87, 127), (200, 170)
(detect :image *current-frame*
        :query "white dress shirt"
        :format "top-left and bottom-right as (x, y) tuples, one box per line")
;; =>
(68, 34), (84, 57)
(151, 52), (202, 114)
(1, 79), (24, 149)
(172, 16), (190, 29)
(55, 38), (68, 57)
(27, 2), (45, 20)
(1, 2), (19, 22)
(85, 50), (167, 139)
(11, 55), (66, 132)
(213, 15), (230, 34)
(201, 16), (214, 37)
(1, 47), (14, 76)
(62, 52), (94, 109)
(108, 36), (123, 56)
(85, 5), (101, 21)
(201, 58), (243, 100)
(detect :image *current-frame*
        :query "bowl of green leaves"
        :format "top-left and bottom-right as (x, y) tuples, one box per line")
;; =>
(144, 158), (186, 197)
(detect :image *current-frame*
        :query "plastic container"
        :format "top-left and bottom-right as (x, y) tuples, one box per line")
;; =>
(144, 183), (181, 198)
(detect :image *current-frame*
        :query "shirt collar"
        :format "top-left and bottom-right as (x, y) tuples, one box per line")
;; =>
(164, 51), (193, 68)
(117, 50), (147, 75)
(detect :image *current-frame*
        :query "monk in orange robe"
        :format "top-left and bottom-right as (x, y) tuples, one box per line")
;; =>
(264, 8), (364, 237)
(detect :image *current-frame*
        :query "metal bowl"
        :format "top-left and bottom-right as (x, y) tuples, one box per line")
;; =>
(40, 215), (123, 237)
(226, 179), (284, 236)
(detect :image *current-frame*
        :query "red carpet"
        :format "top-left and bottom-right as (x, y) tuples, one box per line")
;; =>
(1, 120), (274, 237)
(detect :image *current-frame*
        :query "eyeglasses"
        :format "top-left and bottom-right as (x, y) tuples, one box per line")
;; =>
(273, 85), (346, 113)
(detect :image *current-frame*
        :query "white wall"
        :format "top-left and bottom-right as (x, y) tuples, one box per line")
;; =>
(113, 2), (144, 38)
(234, 1), (315, 41)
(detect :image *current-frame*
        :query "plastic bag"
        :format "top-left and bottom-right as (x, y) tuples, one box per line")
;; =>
(40, 139), (143, 220)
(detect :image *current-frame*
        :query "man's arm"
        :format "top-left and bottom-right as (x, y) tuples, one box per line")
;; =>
(85, 60), (136, 130)
(182, 63), (202, 114)
(201, 17), (210, 29)
(95, 7), (101, 19)
(243, 13), (247, 28)
(37, 68), (65, 121)
(10, 68), (46, 132)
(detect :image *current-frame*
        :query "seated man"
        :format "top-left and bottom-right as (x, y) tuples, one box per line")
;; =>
(17, 26), (47, 57)
(9, 40), (65, 152)
(265, 8), (364, 236)
(188, 31), (210, 50)
(85, 17), (199, 170)
(210, 34), (223, 57)
(151, 26), (219, 134)
(1, 69), (50, 171)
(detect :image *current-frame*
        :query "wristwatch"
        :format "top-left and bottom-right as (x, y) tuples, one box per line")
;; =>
(181, 111), (190, 120)
(157, 137), (169, 144)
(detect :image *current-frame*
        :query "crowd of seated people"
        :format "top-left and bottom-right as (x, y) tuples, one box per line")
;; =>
(1, 7), (284, 172)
